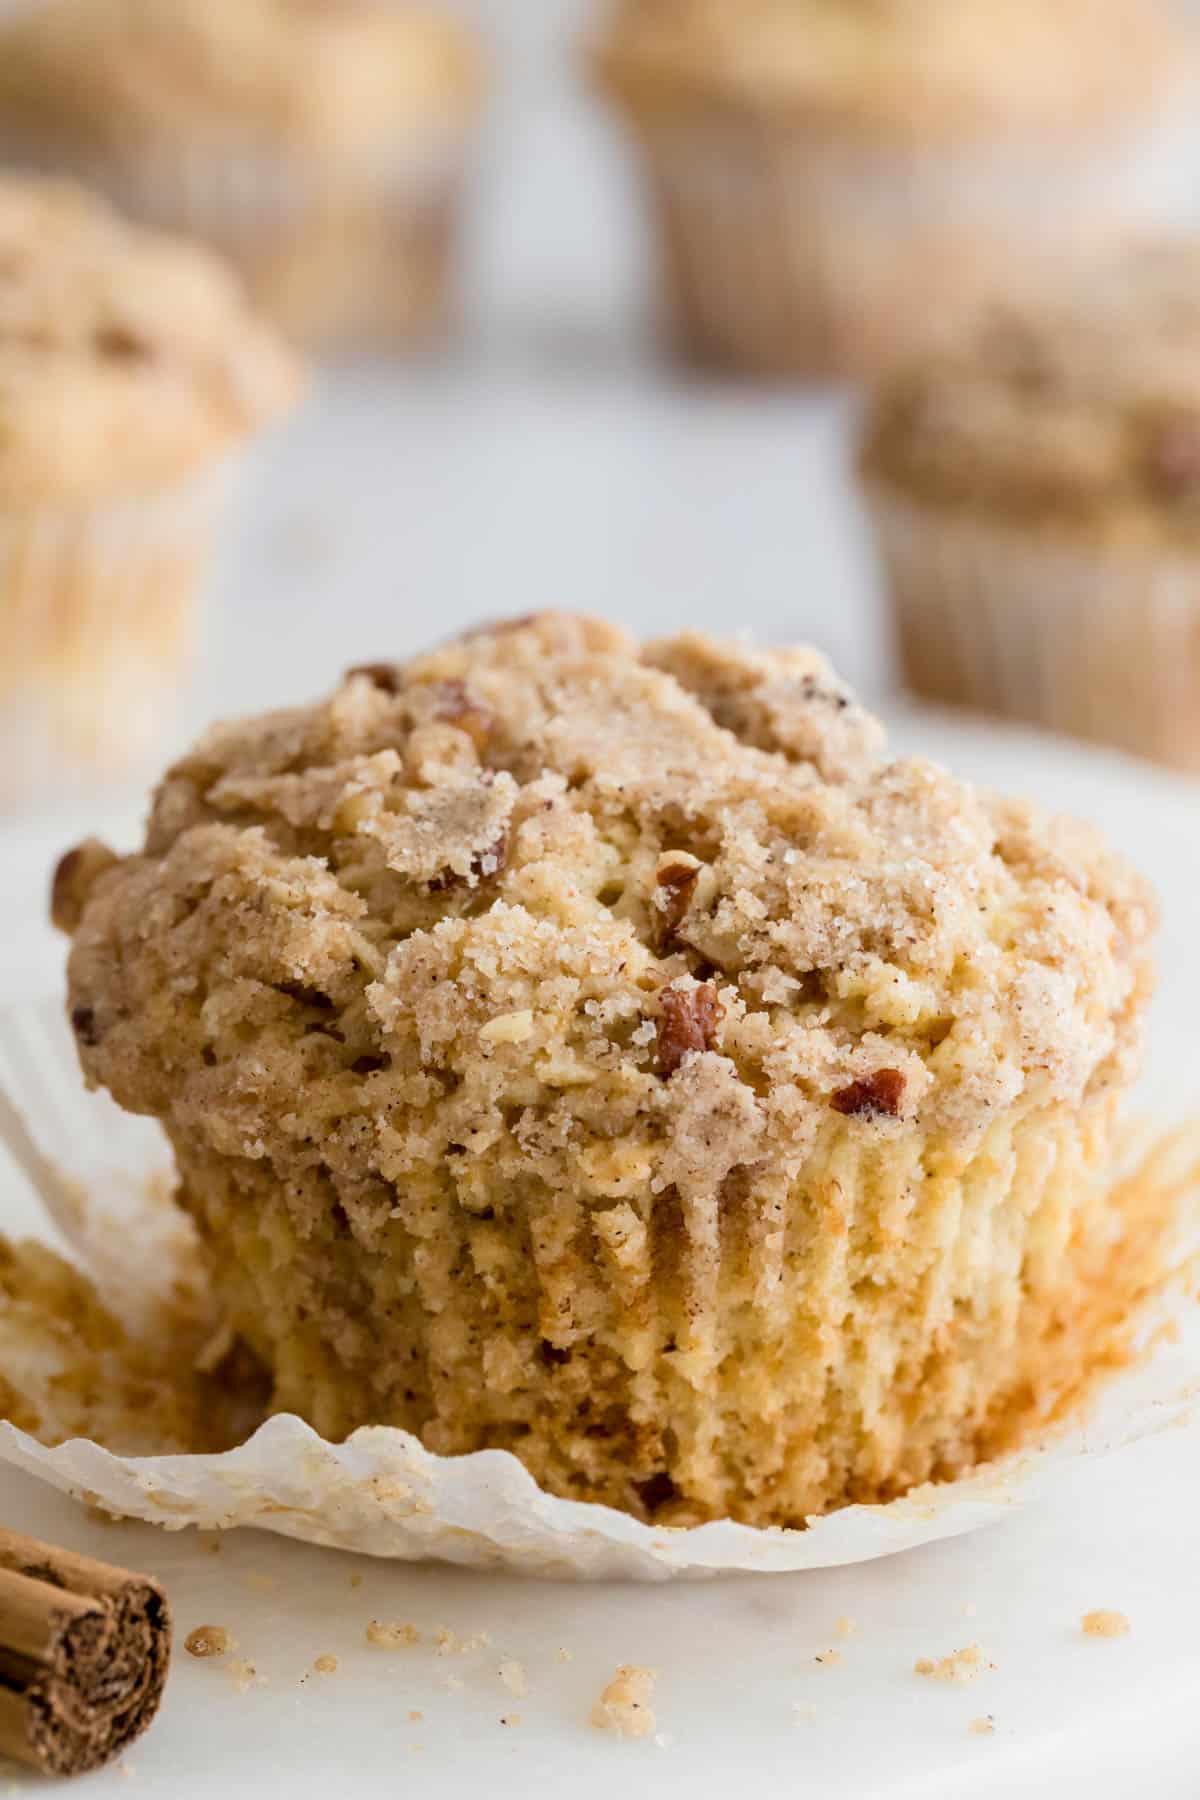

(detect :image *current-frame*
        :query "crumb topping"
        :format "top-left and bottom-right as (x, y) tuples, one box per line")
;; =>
(184, 1625), (231, 1658)
(915, 1644), (995, 1684)
(594, 0), (1180, 139)
(861, 242), (1200, 542)
(0, 0), (482, 155)
(0, 175), (299, 503)
(1081, 1609), (1131, 1639)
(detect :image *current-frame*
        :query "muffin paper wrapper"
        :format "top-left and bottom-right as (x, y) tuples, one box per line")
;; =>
(867, 490), (1200, 769)
(0, 463), (235, 812)
(635, 99), (1200, 375)
(1, 998), (1198, 1581)
(0, 130), (469, 350)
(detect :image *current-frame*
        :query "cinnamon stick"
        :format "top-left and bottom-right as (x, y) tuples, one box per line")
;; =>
(0, 1528), (170, 1777)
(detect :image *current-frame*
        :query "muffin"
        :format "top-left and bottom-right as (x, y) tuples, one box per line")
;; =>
(55, 615), (1157, 1528)
(860, 241), (1200, 769)
(0, 0), (483, 352)
(592, 0), (1190, 377)
(0, 175), (299, 809)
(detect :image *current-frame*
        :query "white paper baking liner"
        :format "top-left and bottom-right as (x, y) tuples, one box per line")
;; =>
(1, 996), (1197, 1581)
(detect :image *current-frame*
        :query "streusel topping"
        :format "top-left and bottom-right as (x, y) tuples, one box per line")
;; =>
(594, 0), (1181, 139)
(860, 241), (1200, 540)
(0, 175), (300, 503)
(62, 615), (1153, 1155)
(0, 0), (482, 156)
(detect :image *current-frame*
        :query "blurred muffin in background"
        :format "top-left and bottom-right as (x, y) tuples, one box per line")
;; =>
(859, 241), (1200, 770)
(0, 174), (299, 810)
(0, 0), (483, 353)
(593, 0), (1192, 378)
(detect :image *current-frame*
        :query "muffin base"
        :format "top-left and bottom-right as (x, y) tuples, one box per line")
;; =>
(0, 132), (469, 352)
(869, 488), (1200, 769)
(631, 111), (1189, 377)
(0, 468), (231, 811)
(166, 1092), (1160, 1529)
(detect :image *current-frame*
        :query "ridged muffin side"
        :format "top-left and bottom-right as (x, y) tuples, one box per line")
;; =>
(56, 615), (1157, 1525)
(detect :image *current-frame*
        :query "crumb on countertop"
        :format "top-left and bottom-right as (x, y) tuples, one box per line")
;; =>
(184, 1624), (231, 1659)
(434, 1626), (491, 1656)
(591, 1665), (657, 1740)
(915, 1644), (995, 1684)
(227, 1658), (264, 1694)
(498, 1659), (528, 1697)
(1082, 1609), (1131, 1639)
(835, 1616), (857, 1639)
(408, 1710), (423, 1723)
(349, 1572), (363, 1589)
(814, 1649), (842, 1667)
(500, 1714), (521, 1727)
(969, 1715), (996, 1736)
(366, 1619), (420, 1648)
(313, 1654), (338, 1674)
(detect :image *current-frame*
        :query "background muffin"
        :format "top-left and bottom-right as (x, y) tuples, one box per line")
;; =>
(593, 0), (1191, 377)
(860, 241), (1200, 770)
(56, 615), (1156, 1528)
(0, 0), (484, 352)
(0, 175), (299, 810)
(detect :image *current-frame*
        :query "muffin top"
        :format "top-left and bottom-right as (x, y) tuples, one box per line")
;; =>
(0, 0), (481, 157)
(860, 241), (1200, 541)
(594, 0), (1181, 139)
(0, 176), (300, 505)
(58, 615), (1154, 1205)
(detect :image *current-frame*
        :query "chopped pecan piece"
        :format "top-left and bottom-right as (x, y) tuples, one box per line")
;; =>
(345, 661), (402, 694)
(93, 323), (153, 362)
(434, 679), (494, 749)
(70, 1005), (101, 1048)
(652, 851), (701, 951)
(50, 839), (118, 934)
(656, 982), (719, 1078)
(831, 1069), (905, 1119)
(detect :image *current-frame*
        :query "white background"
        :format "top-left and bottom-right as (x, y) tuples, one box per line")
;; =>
(3, 4), (1200, 1794)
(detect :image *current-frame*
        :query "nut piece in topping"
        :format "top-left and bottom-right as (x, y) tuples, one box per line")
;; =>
(831, 1069), (906, 1119)
(50, 838), (118, 934)
(345, 661), (402, 694)
(590, 1665), (657, 1739)
(185, 1624), (232, 1659)
(656, 982), (719, 1077)
(652, 850), (701, 949)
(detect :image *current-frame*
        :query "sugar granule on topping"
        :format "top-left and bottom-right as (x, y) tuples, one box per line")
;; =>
(590, 1665), (657, 1740)
(1082, 1609), (1131, 1639)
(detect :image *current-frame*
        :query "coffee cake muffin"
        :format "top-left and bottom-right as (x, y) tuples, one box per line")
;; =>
(593, 0), (1190, 376)
(0, 175), (299, 809)
(860, 240), (1200, 769)
(0, 0), (483, 351)
(55, 615), (1157, 1527)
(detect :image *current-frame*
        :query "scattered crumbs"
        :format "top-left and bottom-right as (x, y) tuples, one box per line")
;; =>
(313, 1654), (338, 1674)
(969, 1716), (996, 1736)
(441, 1674), (465, 1693)
(814, 1649), (842, 1667)
(244, 1572), (278, 1595)
(408, 1711), (423, 1723)
(556, 1647), (574, 1664)
(349, 1572), (363, 1590)
(1082, 1610), (1131, 1640)
(366, 1619), (420, 1649)
(914, 1645), (995, 1684)
(499, 1659), (528, 1698)
(434, 1626), (491, 1656)
(590, 1665), (657, 1741)
(835, 1616), (857, 1639)
(792, 1702), (818, 1724)
(228, 1658), (265, 1694)
(653, 1732), (674, 1750)
(185, 1625), (232, 1659)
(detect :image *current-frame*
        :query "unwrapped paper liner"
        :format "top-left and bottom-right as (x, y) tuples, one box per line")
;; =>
(1, 998), (1198, 1581)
